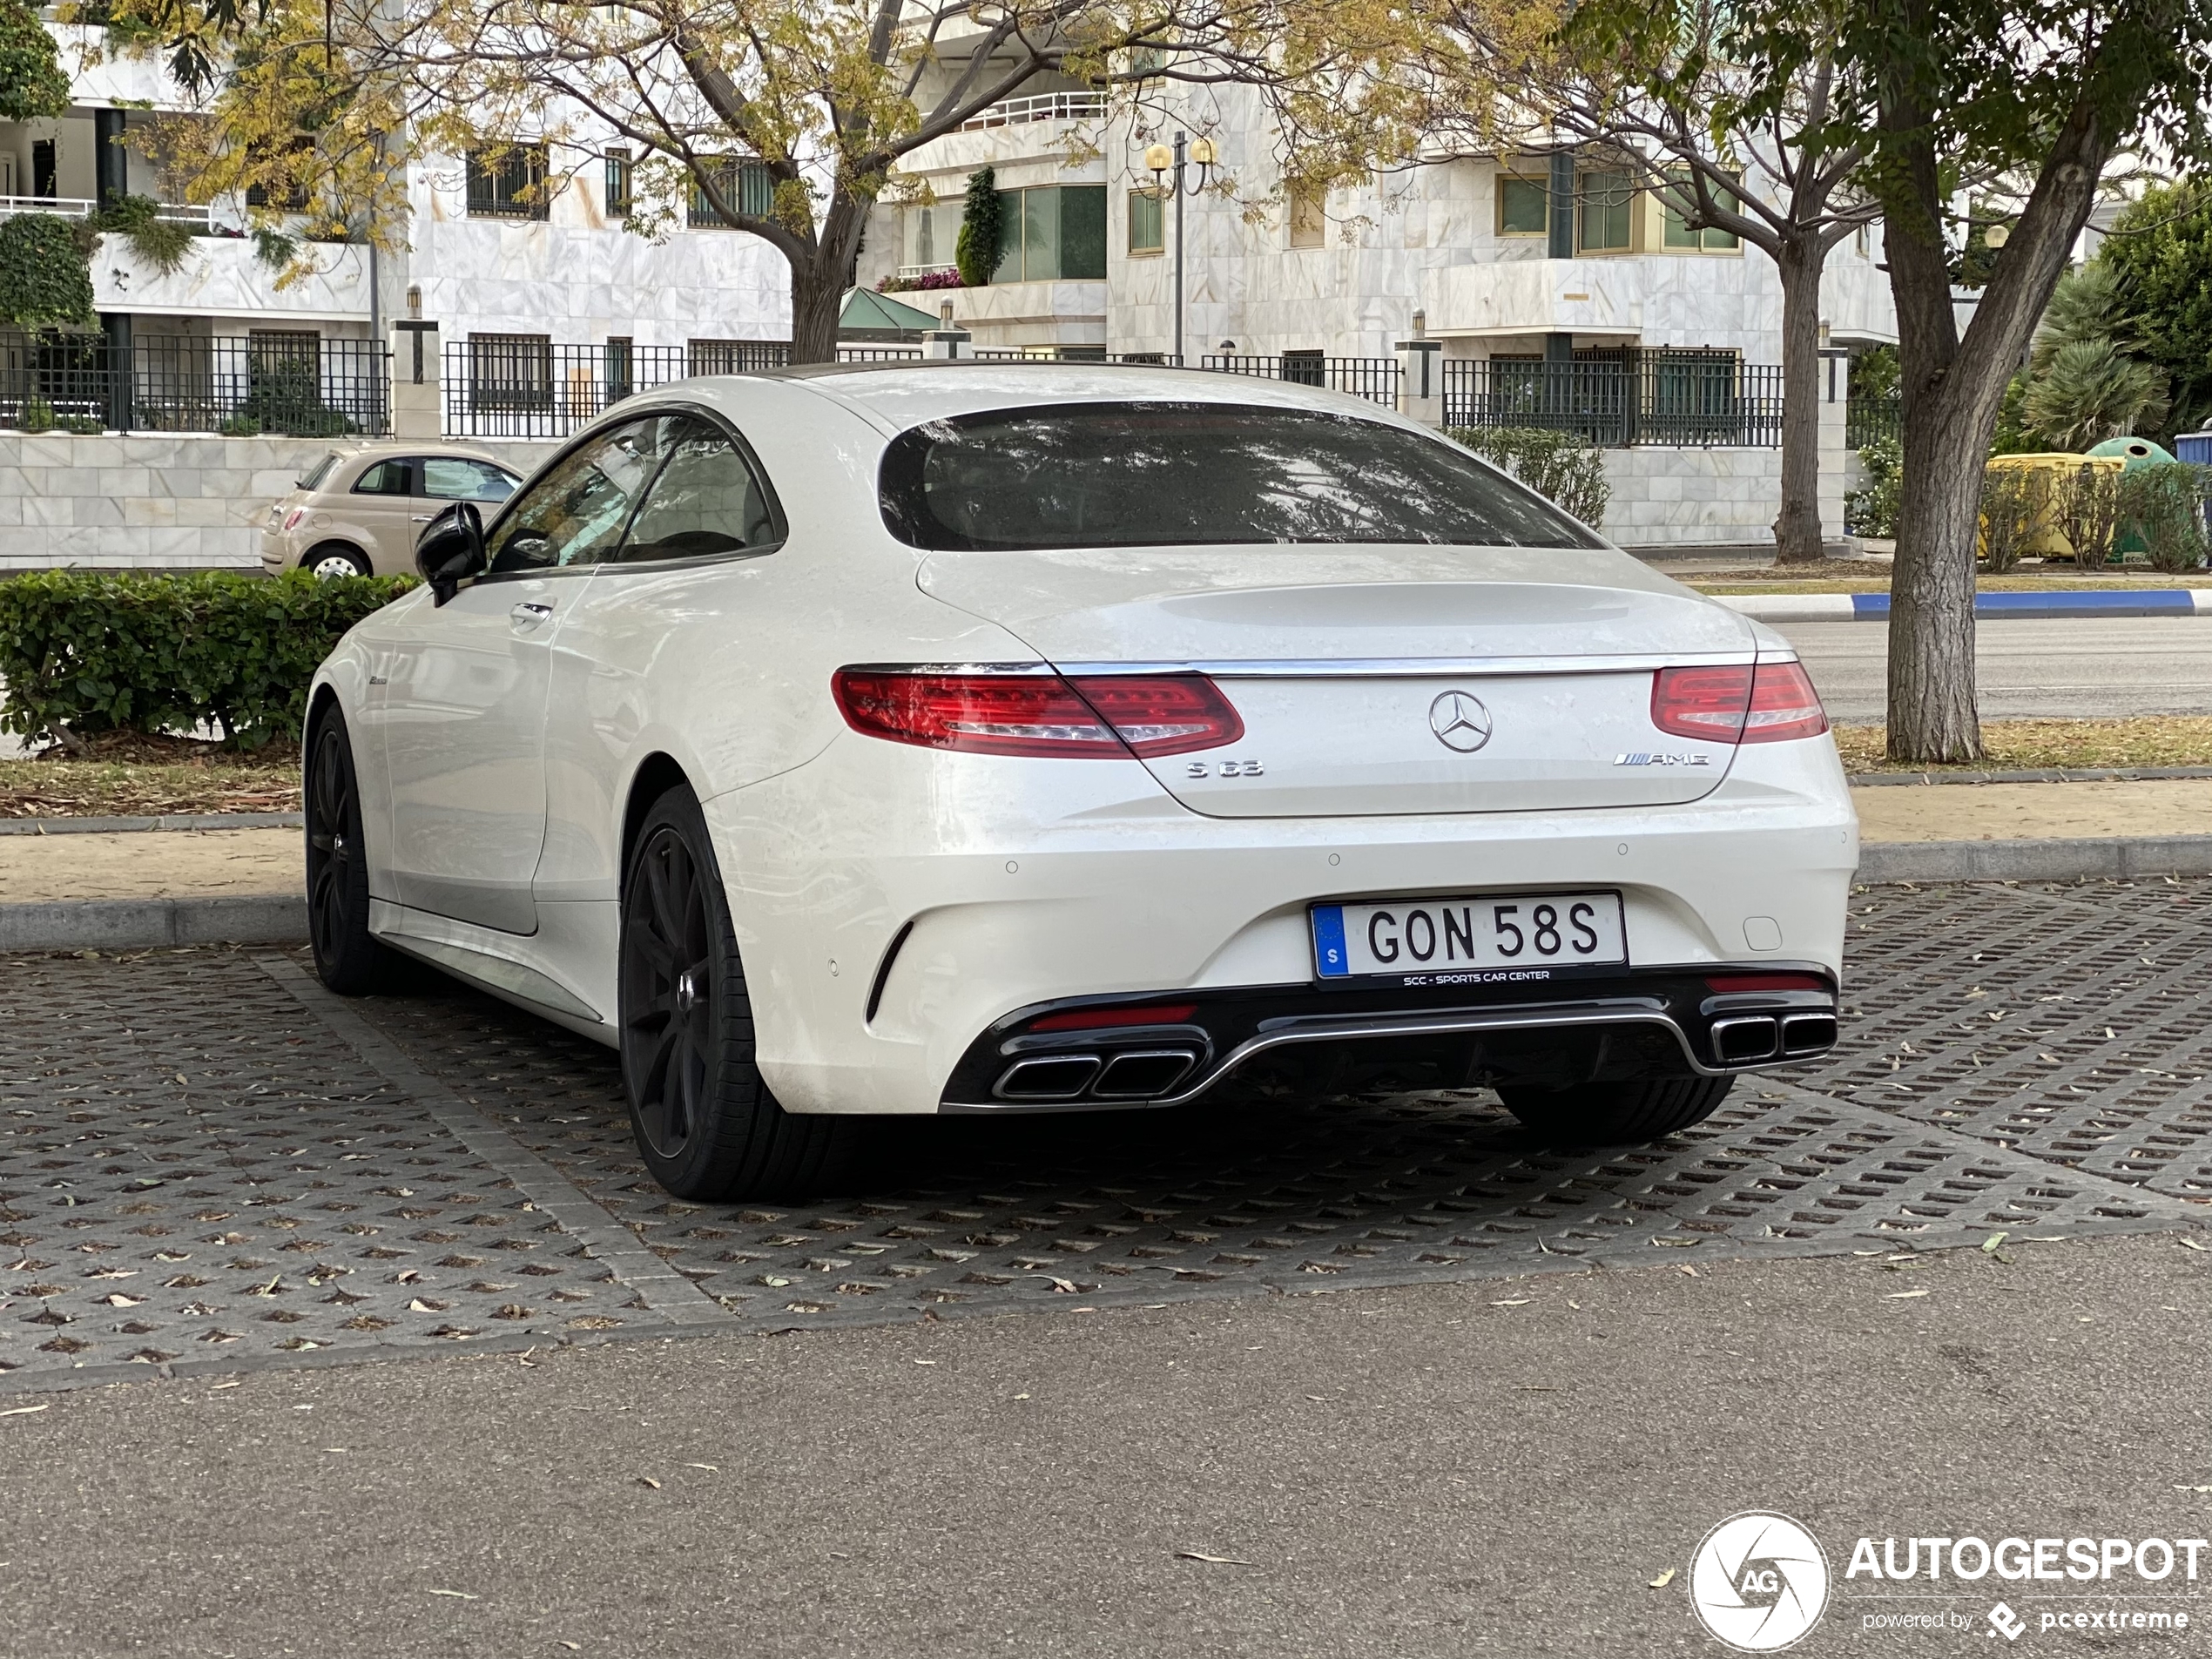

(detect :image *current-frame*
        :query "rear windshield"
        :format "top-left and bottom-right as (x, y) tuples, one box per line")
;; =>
(877, 401), (1604, 551)
(298, 453), (340, 491)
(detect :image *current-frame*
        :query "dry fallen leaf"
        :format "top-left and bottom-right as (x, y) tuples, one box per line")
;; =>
(426, 1589), (478, 1601)
(1981, 1233), (2008, 1254)
(1885, 1289), (1930, 1299)
(1649, 1568), (1676, 1589)
(1177, 1550), (1255, 1566)
(683, 1463), (718, 1473)
(2180, 1239), (2209, 1253)
(0, 1404), (50, 1418)
(1490, 1298), (1530, 1307)
(99, 1293), (145, 1307)
(637, 1477), (661, 1490)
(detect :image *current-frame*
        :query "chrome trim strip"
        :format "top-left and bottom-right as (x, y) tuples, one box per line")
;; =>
(840, 661), (1055, 677)
(1052, 651), (1758, 679)
(942, 999), (1772, 1114)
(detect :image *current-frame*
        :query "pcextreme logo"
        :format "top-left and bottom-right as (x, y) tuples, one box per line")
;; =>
(1690, 1512), (1831, 1652)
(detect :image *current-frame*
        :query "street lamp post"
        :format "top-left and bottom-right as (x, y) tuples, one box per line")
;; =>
(1144, 131), (1216, 365)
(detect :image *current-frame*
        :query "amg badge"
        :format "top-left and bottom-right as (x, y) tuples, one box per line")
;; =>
(1615, 752), (1715, 767)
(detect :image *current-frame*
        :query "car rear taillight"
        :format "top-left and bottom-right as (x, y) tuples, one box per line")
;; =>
(1741, 659), (1829, 742)
(1652, 661), (1829, 745)
(282, 508), (306, 531)
(832, 671), (1242, 759)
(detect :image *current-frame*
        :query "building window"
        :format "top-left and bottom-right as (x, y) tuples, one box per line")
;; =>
(1281, 347), (1325, 386)
(467, 147), (548, 220)
(1128, 44), (1168, 78)
(904, 199), (963, 270)
(1660, 170), (1740, 252)
(467, 333), (554, 410)
(604, 336), (633, 402)
(689, 158), (773, 228)
(1128, 187), (1164, 256)
(1289, 183), (1325, 249)
(992, 184), (1106, 281)
(1577, 171), (1635, 253)
(604, 150), (632, 219)
(1497, 173), (1548, 237)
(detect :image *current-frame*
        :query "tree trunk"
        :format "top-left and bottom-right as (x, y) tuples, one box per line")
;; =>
(788, 258), (843, 365)
(1879, 93), (2112, 763)
(1771, 236), (1827, 565)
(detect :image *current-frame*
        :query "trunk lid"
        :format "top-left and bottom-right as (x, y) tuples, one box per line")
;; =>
(918, 545), (1758, 818)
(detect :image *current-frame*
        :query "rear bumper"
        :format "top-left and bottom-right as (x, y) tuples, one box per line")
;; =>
(939, 965), (1839, 1110)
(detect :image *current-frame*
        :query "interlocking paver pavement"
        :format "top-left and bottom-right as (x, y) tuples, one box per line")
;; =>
(4, 877), (2208, 1391)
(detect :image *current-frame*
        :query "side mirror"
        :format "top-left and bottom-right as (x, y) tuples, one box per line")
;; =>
(415, 502), (486, 605)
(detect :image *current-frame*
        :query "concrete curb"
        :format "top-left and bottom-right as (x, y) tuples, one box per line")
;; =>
(1718, 590), (2212, 622)
(1858, 835), (2212, 885)
(0, 812), (300, 836)
(1850, 765), (2212, 787)
(0, 893), (306, 952)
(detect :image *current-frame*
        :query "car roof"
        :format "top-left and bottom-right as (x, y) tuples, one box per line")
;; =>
(671, 361), (1419, 437)
(322, 442), (518, 476)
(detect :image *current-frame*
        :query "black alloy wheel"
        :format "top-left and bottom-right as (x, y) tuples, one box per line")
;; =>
(304, 705), (395, 994)
(617, 786), (860, 1200)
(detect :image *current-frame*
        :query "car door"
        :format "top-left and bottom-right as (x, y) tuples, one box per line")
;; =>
(340, 455), (417, 574)
(377, 418), (666, 934)
(534, 411), (787, 906)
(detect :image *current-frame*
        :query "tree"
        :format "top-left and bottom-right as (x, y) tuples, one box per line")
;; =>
(2019, 263), (2168, 448)
(1522, 0), (1883, 566)
(0, 0), (70, 121)
(2099, 180), (2212, 437)
(1820, 0), (2212, 762)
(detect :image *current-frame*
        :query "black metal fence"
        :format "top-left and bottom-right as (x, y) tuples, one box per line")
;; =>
(1200, 353), (1400, 406)
(1846, 394), (1901, 448)
(0, 333), (390, 436)
(1441, 356), (1785, 448)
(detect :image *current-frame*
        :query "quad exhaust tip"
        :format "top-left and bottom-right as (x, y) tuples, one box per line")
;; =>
(1711, 1012), (1838, 1065)
(994, 1049), (1198, 1103)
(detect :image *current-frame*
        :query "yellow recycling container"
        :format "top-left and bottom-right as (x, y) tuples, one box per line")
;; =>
(1980, 452), (2126, 561)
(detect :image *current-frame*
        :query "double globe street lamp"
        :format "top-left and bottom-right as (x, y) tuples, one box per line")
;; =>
(1143, 131), (1217, 365)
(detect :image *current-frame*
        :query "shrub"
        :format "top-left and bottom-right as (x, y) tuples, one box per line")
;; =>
(2119, 462), (2212, 574)
(1444, 426), (1609, 527)
(1846, 434), (1903, 537)
(1977, 467), (2039, 572)
(0, 212), (95, 327)
(2057, 462), (2121, 567)
(17, 394), (53, 433)
(953, 167), (1001, 289)
(53, 412), (103, 434)
(0, 570), (415, 750)
(91, 193), (196, 279)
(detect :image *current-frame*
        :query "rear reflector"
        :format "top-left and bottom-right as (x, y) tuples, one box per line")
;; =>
(1028, 1003), (1199, 1032)
(833, 671), (1241, 759)
(1652, 661), (1829, 745)
(1705, 973), (1830, 994)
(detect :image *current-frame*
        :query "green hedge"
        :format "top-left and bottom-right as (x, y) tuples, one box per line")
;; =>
(1445, 426), (1610, 527)
(0, 570), (415, 749)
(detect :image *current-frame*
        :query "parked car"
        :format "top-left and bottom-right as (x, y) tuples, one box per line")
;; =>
(260, 443), (523, 578)
(302, 365), (1856, 1202)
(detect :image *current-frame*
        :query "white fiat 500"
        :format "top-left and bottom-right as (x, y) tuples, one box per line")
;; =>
(304, 365), (1856, 1200)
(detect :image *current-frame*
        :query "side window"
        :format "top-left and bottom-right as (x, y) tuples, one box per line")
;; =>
(352, 458), (414, 496)
(484, 420), (665, 573)
(615, 418), (779, 563)
(421, 457), (519, 502)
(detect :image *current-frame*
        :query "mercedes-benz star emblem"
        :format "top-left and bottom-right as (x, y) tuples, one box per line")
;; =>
(1428, 690), (1494, 752)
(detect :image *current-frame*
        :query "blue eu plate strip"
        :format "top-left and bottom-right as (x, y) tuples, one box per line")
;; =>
(1312, 906), (1349, 978)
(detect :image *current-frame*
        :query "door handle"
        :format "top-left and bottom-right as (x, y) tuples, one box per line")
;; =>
(410, 513), (436, 523)
(510, 601), (555, 627)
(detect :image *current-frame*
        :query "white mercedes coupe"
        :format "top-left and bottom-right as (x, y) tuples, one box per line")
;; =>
(303, 364), (1857, 1200)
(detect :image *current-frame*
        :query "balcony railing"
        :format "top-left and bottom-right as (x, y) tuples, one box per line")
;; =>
(0, 195), (219, 231)
(0, 332), (388, 435)
(1441, 356), (1784, 448)
(957, 91), (1109, 131)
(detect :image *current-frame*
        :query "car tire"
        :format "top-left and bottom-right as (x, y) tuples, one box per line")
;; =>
(618, 785), (860, 1201)
(305, 704), (401, 995)
(1497, 1074), (1735, 1145)
(304, 543), (372, 579)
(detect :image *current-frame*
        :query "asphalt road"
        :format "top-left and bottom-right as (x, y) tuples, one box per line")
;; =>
(1777, 617), (2212, 723)
(4, 1231), (2209, 1659)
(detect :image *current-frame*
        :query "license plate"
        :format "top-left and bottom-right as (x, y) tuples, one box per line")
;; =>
(1312, 891), (1627, 981)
